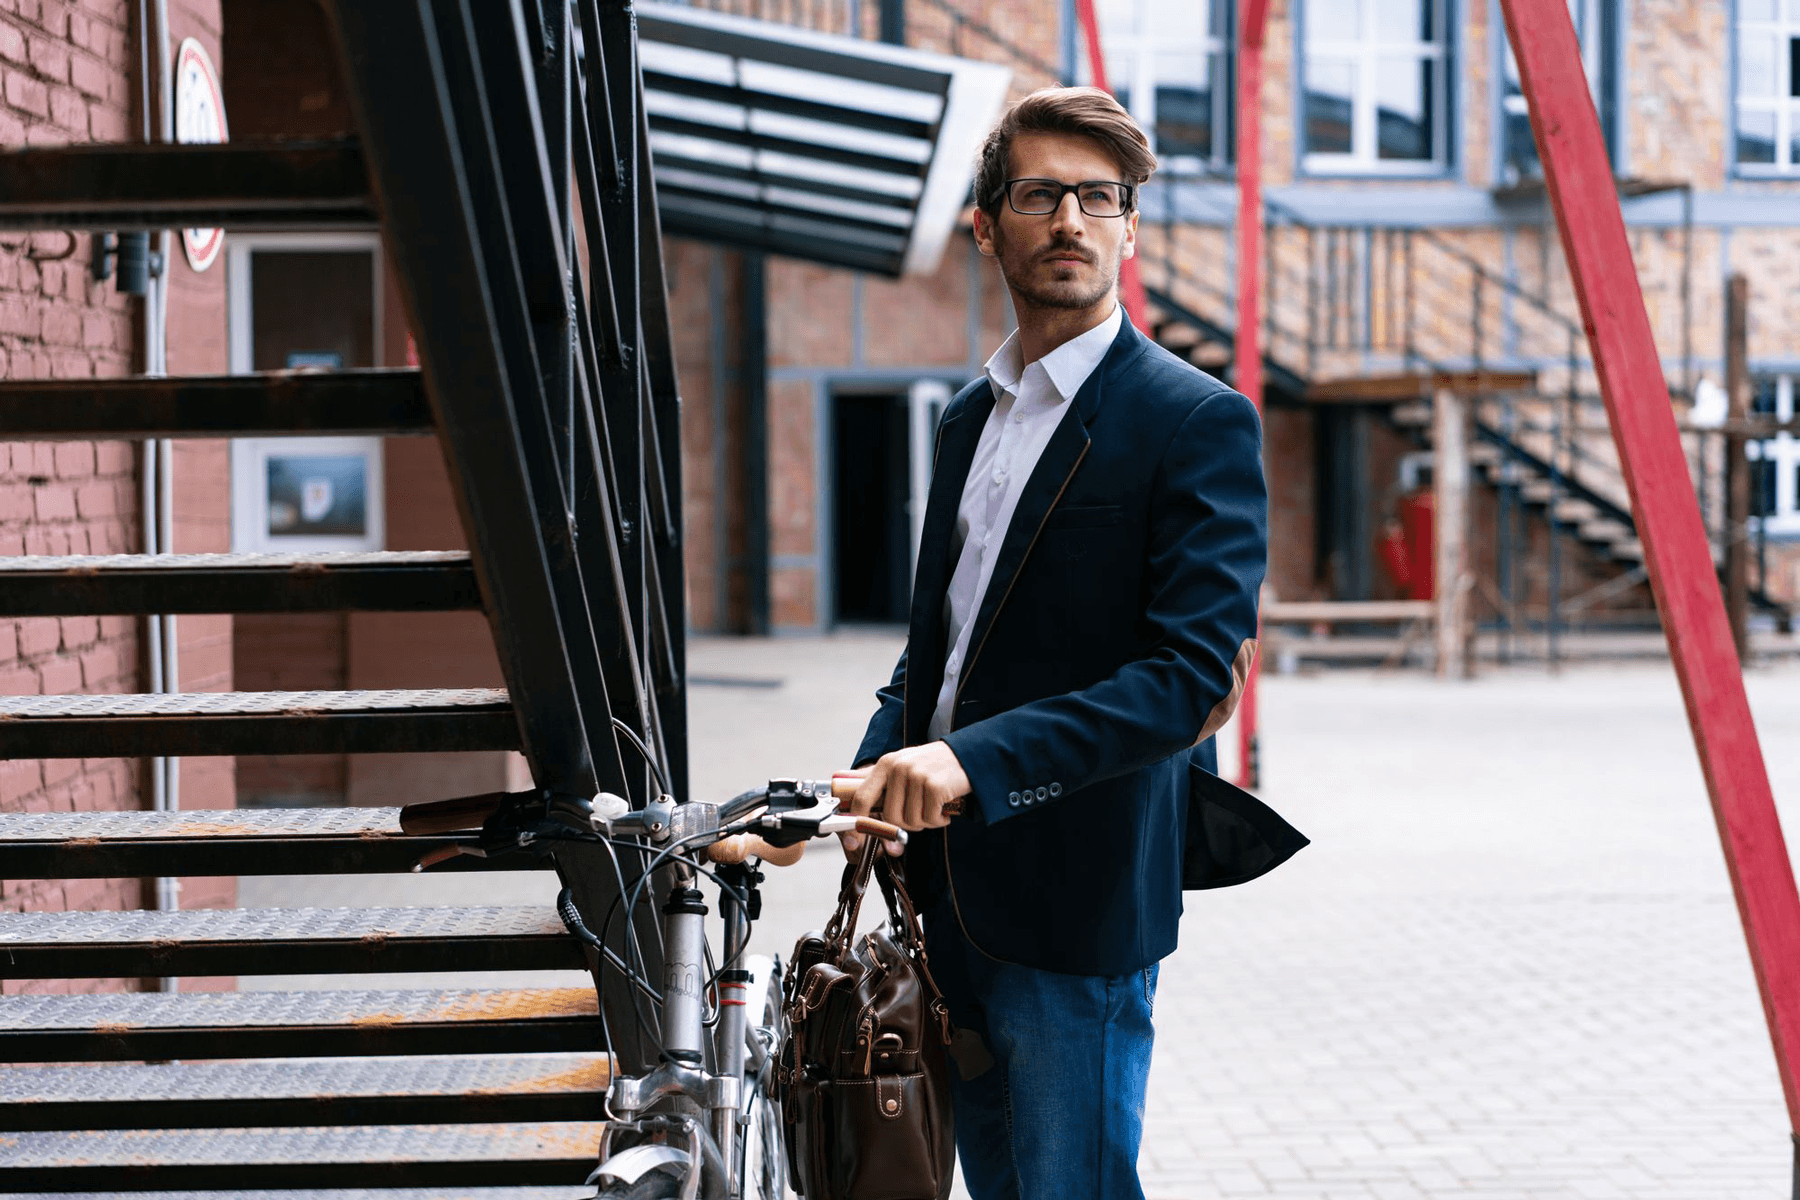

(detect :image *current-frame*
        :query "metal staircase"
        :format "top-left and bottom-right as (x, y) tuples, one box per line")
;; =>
(1135, 193), (1791, 630)
(0, 1), (685, 1193)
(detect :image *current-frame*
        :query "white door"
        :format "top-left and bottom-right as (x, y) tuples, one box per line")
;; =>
(907, 379), (951, 573)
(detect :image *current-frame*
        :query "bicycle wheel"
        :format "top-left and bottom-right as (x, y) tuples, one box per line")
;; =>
(739, 954), (790, 1200)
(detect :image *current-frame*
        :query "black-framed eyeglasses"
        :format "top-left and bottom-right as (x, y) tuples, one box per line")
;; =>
(1003, 177), (1133, 218)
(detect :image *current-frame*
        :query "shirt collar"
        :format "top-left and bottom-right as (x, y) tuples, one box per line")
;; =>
(984, 303), (1122, 405)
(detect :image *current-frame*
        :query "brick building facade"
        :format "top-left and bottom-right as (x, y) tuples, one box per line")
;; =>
(0, 0), (232, 993)
(672, 0), (1800, 637)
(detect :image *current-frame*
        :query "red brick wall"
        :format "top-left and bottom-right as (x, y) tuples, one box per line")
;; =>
(0, 0), (232, 995)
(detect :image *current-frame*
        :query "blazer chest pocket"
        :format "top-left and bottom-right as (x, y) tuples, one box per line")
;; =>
(1043, 503), (1123, 531)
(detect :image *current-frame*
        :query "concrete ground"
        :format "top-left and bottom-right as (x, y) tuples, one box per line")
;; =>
(242, 633), (1800, 1199)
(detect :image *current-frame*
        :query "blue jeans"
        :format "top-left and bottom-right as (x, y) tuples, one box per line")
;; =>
(924, 908), (1160, 1200)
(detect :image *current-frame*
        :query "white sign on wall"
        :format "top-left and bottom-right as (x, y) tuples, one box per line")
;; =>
(174, 37), (228, 272)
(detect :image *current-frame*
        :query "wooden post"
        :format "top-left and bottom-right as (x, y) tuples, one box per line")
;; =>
(1724, 274), (1750, 664)
(1434, 389), (1471, 678)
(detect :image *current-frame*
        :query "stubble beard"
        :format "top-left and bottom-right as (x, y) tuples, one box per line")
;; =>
(994, 229), (1118, 313)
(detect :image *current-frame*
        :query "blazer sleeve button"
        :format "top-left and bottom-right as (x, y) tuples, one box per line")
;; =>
(1007, 791), (1021, 807)
(1035, 787), (1048, 802)
(1048, 782), (1062, 797)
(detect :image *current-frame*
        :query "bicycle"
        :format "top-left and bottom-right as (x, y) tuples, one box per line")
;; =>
(410, 775), (902, 1200)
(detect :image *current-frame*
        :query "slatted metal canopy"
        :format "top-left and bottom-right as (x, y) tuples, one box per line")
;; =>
(633, 2), (1010, 276)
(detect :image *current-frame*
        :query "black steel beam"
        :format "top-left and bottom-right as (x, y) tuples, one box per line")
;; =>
(0, 140), (373, 230)
(0, 369), (434, 439)
(658, 207), (904, 276)
(0, 987), (603, 1064)
(0, 689), (518, 758)
(326, 1), (601, 797)
(0, 1054), (608, 1131)
(0, 552), (480, 616)
(0, 906), (583, 980)
(655, 179), (911, 238)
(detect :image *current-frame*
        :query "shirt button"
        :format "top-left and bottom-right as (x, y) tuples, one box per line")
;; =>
(993, 467), (1006, 483)
(1013, 412), (1024, 424)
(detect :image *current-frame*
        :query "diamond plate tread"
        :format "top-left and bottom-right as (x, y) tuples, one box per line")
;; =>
(0, 1055), (610, 1130)
(0, 552), (472, 571)
(0, 553), (480, 616)
(0, 988), (601, 1062)
(0, 689), (518, 758)
(0, 907), (583, 979)
(2, 1192), (593, 1199)
(0, 1122), (606, 1190)
(0, 688), (509, 717)
(0, 807), (548, 878)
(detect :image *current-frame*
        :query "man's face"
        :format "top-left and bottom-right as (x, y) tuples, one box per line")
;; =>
(974, 131), (1139, 312)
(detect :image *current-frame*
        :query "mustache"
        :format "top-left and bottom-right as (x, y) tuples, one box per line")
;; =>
(1039, 241), (1093, 264)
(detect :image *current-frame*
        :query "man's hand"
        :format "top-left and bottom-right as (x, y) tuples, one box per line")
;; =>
(839, 742), (971, 858)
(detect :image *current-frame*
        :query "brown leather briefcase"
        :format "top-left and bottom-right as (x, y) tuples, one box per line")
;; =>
(778, 841), (956, 1199)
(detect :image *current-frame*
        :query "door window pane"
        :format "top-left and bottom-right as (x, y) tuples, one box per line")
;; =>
(1305, 58), (1356, 154)
(1376, 57), (1434, 160)
(249, 251), (375, 372)
(1742, 0), (1776, 19)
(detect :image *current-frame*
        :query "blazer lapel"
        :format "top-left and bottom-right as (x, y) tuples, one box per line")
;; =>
(904, 380), (992, 741)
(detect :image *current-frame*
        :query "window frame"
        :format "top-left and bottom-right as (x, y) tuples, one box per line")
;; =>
(1733, 0), (1800, 176)
(226, 232), (388, 555)
(1089, 0), (1236, 176)
(1749, 374), (1800, 538)
(1296, 0), (1457, 177)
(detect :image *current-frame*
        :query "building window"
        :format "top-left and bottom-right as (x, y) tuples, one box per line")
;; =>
(1094, 0), (1233, 171)
(1737, 0), (1800, 172)
(1498, 0), (1617, 185)
(1301, 0), (1451, 174)
(1750, 375), (1800, 537)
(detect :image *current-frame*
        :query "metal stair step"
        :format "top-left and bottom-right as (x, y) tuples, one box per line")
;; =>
(0, 140), (372, 230)
(0, 907), (582, 980)
(0, 1122), (604, 1191)
(0, 369), (432, 440)
(0, 552), (479, 617)
(0, 688), (518, 758)
(3, 1191), (593, 1199)
(0, 987), (600, 1063)
(0, 806), (545, 879)
(0, 1054), (609, 1130)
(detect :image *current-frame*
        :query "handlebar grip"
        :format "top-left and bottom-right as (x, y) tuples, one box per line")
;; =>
(831, 775), (967, 817)
(399, 791), (508, 836)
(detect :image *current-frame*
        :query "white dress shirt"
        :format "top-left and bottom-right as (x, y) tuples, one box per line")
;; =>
(928, 304), (1123, 741)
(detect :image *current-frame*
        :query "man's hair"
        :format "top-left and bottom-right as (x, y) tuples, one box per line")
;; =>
(973, 87), (1158, 218)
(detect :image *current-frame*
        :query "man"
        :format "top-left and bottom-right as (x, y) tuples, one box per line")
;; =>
(839, 87), (1306, 1199)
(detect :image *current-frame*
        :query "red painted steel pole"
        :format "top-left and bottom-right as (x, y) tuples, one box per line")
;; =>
(1500, 0), (1800, 1142)
(1071, 0), (1149, 331)
(1233, 0), (1270, 790)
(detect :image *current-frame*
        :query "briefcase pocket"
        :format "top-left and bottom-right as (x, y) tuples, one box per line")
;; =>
(823, 1072), (944, 1199)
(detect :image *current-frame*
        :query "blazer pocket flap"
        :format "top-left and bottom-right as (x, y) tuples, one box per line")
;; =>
(1043, 503), (1123, 530)
(1182, 762), (1309, 891)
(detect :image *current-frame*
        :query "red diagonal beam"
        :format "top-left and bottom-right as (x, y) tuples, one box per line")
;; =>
(1500, 0), (1800, 1140)
(1233, 0), (1271, 790)
(1071, 0), (1148, 330)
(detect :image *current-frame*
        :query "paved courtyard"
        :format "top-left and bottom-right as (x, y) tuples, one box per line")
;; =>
(246, 633), (1800, 1198)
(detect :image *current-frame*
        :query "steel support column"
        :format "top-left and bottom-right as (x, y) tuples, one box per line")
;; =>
(1500, 2), (1800, 1183)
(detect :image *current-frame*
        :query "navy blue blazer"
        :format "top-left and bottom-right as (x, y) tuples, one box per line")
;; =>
(854, 315), (1306, 976)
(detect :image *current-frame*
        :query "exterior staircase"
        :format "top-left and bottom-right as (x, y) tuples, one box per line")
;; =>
(0, 1), (683, 1192)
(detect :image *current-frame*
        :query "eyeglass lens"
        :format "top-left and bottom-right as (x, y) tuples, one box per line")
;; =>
(1007, 179), (1129, 217)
